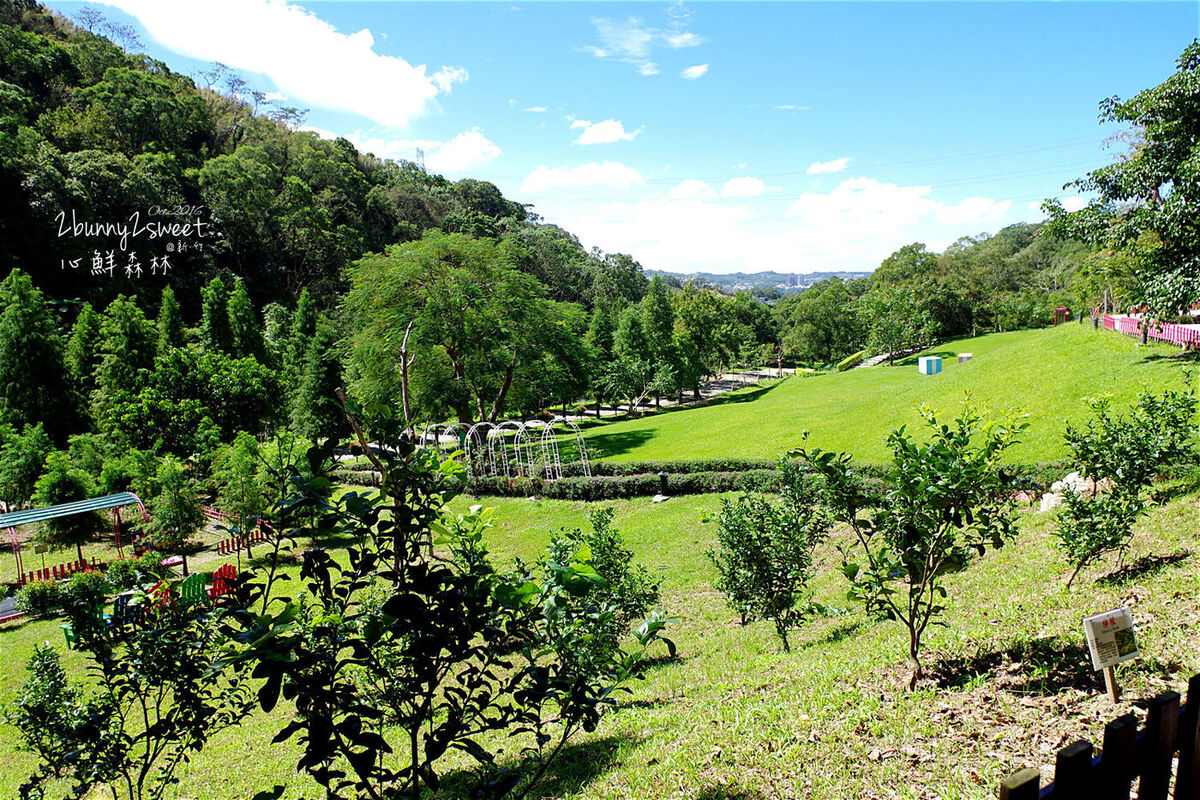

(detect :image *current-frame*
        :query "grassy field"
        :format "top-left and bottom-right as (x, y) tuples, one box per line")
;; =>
(583, 325), (1193, 464)
(2, 486), (1198, 799)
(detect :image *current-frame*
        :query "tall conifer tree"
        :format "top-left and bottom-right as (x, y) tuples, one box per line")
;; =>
(66, 302), (103, 398)
(156, 285), (184, 356)
(0, 270), (78, 443)
(199, 277), (233, 354)
(228, 278), (265, 361)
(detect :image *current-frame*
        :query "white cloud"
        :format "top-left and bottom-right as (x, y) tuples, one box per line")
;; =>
(431, 66), (469, 93)
(337, 127), (501, 175)
(1027, 196), (1090, 217)
(721, 177), (768, 198)
(934, 196), (1012, 227)
(668, 179), (718, 201)
(524, 106), (548, 113)
(681, 64), (708, 80)
(806, 157), (851, 175)
(775, 177), (1017, 266)
(521, 162), (646, 193)
(535, 174), (1027, 274)
(773, 104), (812, 112)
(93, 0), (466, 129)
(582, 6), (705, 75)
(569, 118), (643, 145)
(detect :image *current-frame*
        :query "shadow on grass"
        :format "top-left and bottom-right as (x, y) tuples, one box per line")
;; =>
(1140, 350), (1200, 364)
(931, 636), (1100, 695)
(587, 429), (657, 460)
(439, 733), (639, 800)
(1098, 550), (1191, 585)
(801, 620), (866, 651)
(701, 381), (786, 408)
(695, 787), (768, 800)
(894, 350), (956, 367)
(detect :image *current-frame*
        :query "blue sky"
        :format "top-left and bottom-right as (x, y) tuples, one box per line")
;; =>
(47, 1), (1199, 273)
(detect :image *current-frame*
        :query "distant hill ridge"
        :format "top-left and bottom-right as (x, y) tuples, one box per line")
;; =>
(645, 269), (872, 292)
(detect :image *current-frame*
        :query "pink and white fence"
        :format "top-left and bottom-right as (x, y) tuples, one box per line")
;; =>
(1102, 315), (1200, 347)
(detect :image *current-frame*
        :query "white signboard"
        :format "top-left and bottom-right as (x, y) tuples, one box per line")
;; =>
(1083, 606), (1139, 671)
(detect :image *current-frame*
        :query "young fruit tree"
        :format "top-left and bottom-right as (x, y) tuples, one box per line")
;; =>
(1053, 386), (1197, 586)
(223, 408), (672, 800)
(795, 401), (1026, 688)
(707, 458), (831, 650)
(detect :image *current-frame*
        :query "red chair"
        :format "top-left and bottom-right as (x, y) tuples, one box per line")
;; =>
(207, 564), (238, 599)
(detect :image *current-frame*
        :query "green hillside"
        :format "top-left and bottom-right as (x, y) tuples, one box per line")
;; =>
(584, 325), (1192, 464)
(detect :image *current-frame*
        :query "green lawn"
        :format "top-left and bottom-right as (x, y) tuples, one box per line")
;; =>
(584, 325), (1193, 464)
(3, 488), (1198, 799)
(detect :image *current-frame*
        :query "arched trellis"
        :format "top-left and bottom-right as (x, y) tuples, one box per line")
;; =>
(555, 417), (591, 478)
(540, 421), (563, 482)
(465, 422), (495, 477)
(487, 421), (527, 478)
(517, 420), (548, 479)
(416, 418), (591, 482)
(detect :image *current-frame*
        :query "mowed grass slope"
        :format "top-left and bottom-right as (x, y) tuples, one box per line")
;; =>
(2, 490), (1198, 798)
(584, 325), (1192, 464)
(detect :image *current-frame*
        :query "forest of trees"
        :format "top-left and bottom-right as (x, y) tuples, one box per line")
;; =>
(0, 0), (1191, 549)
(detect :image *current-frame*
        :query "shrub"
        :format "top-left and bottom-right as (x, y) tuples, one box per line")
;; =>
(227, 437), (672, 800)
(59, 570), (109, 616)
(104, 552), (168, 592)
(11, 606), (255, 800)
(796, 401), (1026, 687)
(464, 470), (782, 500)
(15, 580), (61, 617)
(1054, 387), (1198, 585)
(330, 467), (381, 487)
(545, 507), (662, 630)
(707, 460), (831, 650)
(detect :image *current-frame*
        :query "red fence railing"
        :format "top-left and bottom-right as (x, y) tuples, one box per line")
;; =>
(18, 557), (103, 587)
(1101, 315), (1200, 347)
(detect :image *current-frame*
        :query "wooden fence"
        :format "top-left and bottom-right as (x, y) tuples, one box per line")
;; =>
(18, 556), (103, 586)
(1000, 673), (1200, 799)
(216, 525), (273, 555)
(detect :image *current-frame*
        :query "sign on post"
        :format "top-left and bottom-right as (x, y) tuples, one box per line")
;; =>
(1083, 606), (1139, 702)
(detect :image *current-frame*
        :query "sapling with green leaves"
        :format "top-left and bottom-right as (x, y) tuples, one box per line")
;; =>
(795, 401), (1025, 688)
(1054, 386), (1197, 586)
(707, 457), (831, 650)
(223, 407), (672, 800)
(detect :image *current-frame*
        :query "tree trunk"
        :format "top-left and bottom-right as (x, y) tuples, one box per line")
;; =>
(487, 353), (518, 421)
(908, 631), (922, 689)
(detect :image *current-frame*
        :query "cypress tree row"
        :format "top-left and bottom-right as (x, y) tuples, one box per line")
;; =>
(0, 270), (79, 444)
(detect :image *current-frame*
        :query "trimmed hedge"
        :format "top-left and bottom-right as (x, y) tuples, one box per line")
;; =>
(836, 350), (867, 372)
(561, 458), (778, 477)
(333, 454), (1074, 501)
(331, 467), (382, 487)
(466, 470), (782, 501)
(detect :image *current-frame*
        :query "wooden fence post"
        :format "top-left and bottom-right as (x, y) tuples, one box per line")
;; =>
(1177, 675), (1200, 800)
(1054, 740), (1094, 794)
(1139, 692), (1180, 800)
(1097, 714), (1138, 800)
(1000, 768), (1040, 800)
